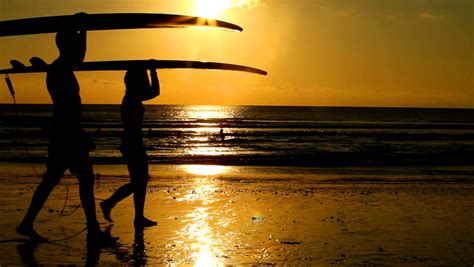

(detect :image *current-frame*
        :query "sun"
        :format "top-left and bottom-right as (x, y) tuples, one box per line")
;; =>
(194, 0), (232, 19)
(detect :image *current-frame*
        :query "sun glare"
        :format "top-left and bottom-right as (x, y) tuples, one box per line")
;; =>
(194, 0), (232, 18)
(184, 165), (228, 176)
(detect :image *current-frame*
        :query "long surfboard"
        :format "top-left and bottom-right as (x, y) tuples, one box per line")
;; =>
(0, 13), (243, 37)
(0, 58), (268, 76)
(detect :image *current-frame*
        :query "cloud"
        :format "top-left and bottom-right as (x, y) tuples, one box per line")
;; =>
(92, 79), (117, 86)
(231, 0), (265, 9)
(417, 11), (444, 20)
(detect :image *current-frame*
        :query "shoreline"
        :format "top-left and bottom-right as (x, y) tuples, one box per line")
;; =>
(1, 162), (474, 183)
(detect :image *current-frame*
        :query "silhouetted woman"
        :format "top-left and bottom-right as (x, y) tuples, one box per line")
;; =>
(100, 66), (159, 229)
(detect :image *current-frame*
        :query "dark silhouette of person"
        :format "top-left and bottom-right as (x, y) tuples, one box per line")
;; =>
(100, 66), (159, 229)
(219, 128), (225, 141)
(16, 14), (114, 243)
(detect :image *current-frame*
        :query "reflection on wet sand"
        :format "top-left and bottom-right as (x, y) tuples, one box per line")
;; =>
(131, 230), (147, 266)
(17, 240), (39, 266)
(3, 170), (473, 265)
(186, 207), (222, 266)
(175, 173), (225, 266)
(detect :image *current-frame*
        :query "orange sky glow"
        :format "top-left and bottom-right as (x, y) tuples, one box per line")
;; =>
(0, 0), (472, 108)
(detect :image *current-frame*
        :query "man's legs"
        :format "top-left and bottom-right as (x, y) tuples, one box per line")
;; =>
(75, 153), (101, 233)
(17, 164), (65, 241)
(74, 152), (120, 245)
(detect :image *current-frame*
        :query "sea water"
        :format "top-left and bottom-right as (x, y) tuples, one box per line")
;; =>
(1, 104), (473, 170)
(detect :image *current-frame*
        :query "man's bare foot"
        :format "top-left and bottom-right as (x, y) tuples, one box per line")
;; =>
(16, 225), (48, 243)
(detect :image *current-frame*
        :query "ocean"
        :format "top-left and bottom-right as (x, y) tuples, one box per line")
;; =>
(1, 104), (474, 170)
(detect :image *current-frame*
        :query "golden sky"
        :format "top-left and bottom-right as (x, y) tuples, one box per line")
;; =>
(0, 0), (472, 108)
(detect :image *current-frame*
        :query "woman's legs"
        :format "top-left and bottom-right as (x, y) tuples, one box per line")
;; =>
(101, 148), (156, 227)
(100, 149), (137, 222)
(131, 153), (147, 221)
(128, 149), (156, 228)
(132, 169), (157, 228)
(100, 183), (133, 222)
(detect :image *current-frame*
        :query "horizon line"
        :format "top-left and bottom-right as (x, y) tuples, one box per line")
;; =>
(1, 103), (473, 110)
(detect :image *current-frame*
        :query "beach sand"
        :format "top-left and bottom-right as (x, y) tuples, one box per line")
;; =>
(0, 163), (473, 265)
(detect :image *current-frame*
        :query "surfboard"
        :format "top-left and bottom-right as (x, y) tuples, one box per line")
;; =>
(0, 58), (268, 76)
(0, 13), (243, 37)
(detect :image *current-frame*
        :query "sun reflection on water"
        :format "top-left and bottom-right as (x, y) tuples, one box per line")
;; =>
(184, 105), (237, 120)
(183, 165), (229, 176)
(187, 147), (233, 156)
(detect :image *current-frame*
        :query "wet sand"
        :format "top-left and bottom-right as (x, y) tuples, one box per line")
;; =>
(0, 164), (473, 265)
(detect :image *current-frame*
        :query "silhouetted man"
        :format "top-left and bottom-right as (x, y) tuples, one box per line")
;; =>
(17, 14), (111, 242)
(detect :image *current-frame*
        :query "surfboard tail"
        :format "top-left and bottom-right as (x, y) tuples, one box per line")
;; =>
(0, 60), (267, 75)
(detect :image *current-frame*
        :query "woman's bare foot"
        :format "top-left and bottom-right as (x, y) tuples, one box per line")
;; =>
(134, 217), (157, 229)
(100, 201), (114, 223)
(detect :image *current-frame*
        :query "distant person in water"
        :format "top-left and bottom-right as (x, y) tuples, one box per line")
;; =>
(219, 128), (225, 141)
(100, 65), (160, 229)
(17, 13), (114, 243)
